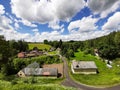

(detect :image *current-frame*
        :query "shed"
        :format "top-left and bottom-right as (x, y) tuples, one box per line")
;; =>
(71, 60), (98, 74)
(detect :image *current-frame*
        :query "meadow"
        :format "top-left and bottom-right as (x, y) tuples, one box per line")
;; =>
(70, 50), (120, 87)
(0, 74), (76, 90)
(28, 43), (51, 50)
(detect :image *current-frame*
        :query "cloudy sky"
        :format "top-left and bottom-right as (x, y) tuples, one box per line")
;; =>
(0, 0), (120, 42)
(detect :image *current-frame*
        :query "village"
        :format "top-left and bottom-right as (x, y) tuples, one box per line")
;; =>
(17, 45), (99, 78)
(1, 39), (120, 90)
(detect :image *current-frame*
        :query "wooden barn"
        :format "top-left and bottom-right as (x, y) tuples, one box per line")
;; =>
(71, 60), (98, 74)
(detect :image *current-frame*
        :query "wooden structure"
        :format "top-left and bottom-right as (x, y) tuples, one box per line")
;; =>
(17, 62), (58, 78)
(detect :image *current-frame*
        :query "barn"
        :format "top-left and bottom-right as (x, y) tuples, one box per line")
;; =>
(71, 60), (98, 74)
(17, 62), (58, 78)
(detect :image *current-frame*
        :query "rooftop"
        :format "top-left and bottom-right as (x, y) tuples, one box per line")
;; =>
(72, 60), (97, 69)
(23, 68), (58, 76)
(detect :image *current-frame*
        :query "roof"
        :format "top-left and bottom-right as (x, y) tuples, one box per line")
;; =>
(26, 62), (39, 68)
(22, 68), (57, 76)
(20, 62), (58, 76)
(72, 60), (97, 69)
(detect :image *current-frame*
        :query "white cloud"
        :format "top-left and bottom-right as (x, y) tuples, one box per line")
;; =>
(32, 29), (39, 32)
(48, 20), (64, 30)
(102, 12), (120, 31)
(0, 4), (5, 15)
(0, 30), (31, 41)
(68, 16), (98, 33)
(14, 22), (19, 29)
(11, 0), (85, 24)
(0, 15), (12, 30)
(19, 19), (37, 28)
(88, 0), (120, 18)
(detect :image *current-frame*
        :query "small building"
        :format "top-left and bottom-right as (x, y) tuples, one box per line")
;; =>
(18, 52), (26, 58)
(17, 62), (58, 78)
(71, 60), (98, 74)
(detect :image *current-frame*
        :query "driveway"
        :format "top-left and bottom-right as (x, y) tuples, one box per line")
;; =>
(61, 57), (120, 90)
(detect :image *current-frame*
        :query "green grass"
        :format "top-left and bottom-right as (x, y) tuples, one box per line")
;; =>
(70, 50), (120, 87)
(0, 75), (76, 90)
(28, 43), (51, 50)
(48, 51), (58, 55)
(0, 81), (76, 90)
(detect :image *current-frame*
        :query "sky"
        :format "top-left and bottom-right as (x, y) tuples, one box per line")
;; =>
(0, 0), (120, 42)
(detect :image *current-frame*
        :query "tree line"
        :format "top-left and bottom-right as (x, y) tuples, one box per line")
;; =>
(44, 31), (120, 60)
(0, 36), (28, 75)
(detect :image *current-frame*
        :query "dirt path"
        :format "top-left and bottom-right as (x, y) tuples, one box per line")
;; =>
(61, 57), (120, 90)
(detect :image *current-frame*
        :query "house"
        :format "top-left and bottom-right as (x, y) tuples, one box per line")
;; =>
(18, 50), (44, 58)
(71, 60), (98, 74)
(17, 62), (58, 78)
(18, 52), (26, 58)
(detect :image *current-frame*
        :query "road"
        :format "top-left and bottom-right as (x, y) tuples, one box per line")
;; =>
(61, 57), (120, 90)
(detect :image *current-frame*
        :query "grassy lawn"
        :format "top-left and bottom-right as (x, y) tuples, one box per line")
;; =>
(70, 50), (120, 87)
(28, 43), (51, 50)
(0, 75), (76, 90)
(48, 51), (58, 55)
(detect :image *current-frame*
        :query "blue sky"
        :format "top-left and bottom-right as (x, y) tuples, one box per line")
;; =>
(0, 0), (120, 42)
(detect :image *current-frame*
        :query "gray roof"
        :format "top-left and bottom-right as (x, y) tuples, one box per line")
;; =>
(72, 61), (97, 69)
(27, 62), (39, 68)
(21, 62), (57, 76)
(22, 68), (58, 76)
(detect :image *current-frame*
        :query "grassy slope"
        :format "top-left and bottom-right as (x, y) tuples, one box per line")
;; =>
(70, 50), (120, 87)
(28, 43), (51, 50)
(0, 76), (76, 90)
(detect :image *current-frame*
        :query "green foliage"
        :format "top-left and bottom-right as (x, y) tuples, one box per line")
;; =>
(11, 80), (18, 85)
(48, 51), (58, 55)
(44, 39), (49, 44)
(13, 55), (61, 72)
(84, 48), (94, 55)
(114, 32), (120, 45)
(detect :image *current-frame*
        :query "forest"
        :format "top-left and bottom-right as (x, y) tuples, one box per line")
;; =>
(45, 31), (120, 60)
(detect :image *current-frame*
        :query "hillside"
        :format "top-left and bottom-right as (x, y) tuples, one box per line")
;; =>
(28, 43), (51, 51)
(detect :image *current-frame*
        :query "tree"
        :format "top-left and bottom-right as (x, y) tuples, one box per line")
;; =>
(18, 40), (28, 52)
(44, 39), (49, 44)
(114, 32), (120, 48)
(58, 39), (63, 48)
(0, 36), (11, 63)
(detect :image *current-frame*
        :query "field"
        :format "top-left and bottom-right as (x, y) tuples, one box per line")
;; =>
(0, 80), (76, 90)
(0, 73), (76, 90)
(70, 50), (120, 87)
(28, 43), (51, 50)
(48, 51), (58, 55)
